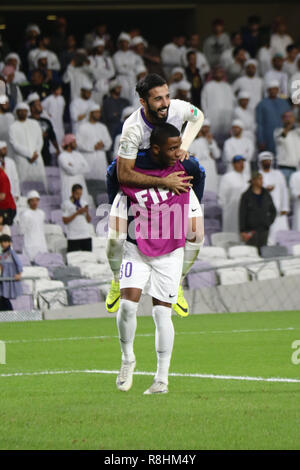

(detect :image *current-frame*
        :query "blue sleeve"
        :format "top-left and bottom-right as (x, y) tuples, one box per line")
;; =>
(181, 156), (206, 203)
(106, 159), (119, 205)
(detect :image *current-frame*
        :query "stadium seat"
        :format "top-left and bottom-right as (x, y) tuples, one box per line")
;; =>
(66, 251), (98, 266)
(290, 244), (300, 256)
(39, 195), (61, 207)
(211, 232), (241, 249)
(247, 261), (280, 281)
(204, 204), (222, 220)
(51, 265), (82, 283)
(92, 237), (108, 263)
(202, 191), (217, 204)
(21, 181), (47, 195)
(50, 209), (67, 234)
(275, 230), (300, 248)
(22, 266), (50, 293)
(260, 245), (289, 258)
(11, 234), (24, 253)
(205, 219), (221, 232)
(279, 258), (300, 276)
(67, 279), (102, 305)
(96, 192), (109, 206)
(35, 279), (68, 310)
(78, 262), (110, 280)
(11, 294), (34, 311)
(186, 260), (217, 289)
(34, 252), (65, 270)
(228, 245), (260, 259)
(17, 253), (31, 267)
(218, 267), (249, 285)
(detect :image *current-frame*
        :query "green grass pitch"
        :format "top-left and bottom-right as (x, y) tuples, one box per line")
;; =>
(0, 310), (300, 450)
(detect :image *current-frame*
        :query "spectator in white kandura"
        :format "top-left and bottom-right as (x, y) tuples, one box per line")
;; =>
(233, 91), (256, 142)
(173, 80), (191, 102)
(264, 54), (288, 98)
(220, 31), (249, 71)
(70, 79), (95, 133)
(289, 53), (300, 98)
(270, 19), (293, 58)
(189, 119), (221, 193)
(181, 33), (210, 80)
(258, 151), (289, 244)
(257, 33), (272, 77)
(113, 32), (140, 102)
(218, 155), (249, 233)
(62, 183), (92, 253)
(203, 18), (231, 67)
(0, 95), (15, 158)
(232, 59), (263, 110)
(1, 65), (23, 111)
(283, 44), (298, 80)
(226, 46), (248, 84)
(4, 53), (27, 85)
(58, 134), (90, 203)
(223, 119), (254, 177)
(289, 169), (300, 231)
(42, 83), (66, 147)
(201, 65), (235, 145)
(28, 34), (61, 71)
(9, 102), (47, 191)
(130, 64), (148, 108)
(76, 103), (112, 197)
(90, 38), (115, 105)
(161, 34), (186, 79)
(19, 190), (48, 261)
(130, 36), (146, 70)
(113, 106), (135, 158)
(62, 50), (95, 100)
(168, 67), (186, 98)
(274, 110), (300, 184)
(0, 141), (20, 203)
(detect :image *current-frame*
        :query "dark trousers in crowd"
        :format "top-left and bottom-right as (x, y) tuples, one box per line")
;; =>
(0, 209), (16, 226)
(246, 230), (269, 254)
(0, 296), (13, 311)
(67, 238), (92, 252)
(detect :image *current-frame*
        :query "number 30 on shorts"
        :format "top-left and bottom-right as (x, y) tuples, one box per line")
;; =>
(119, 261), (133, 279)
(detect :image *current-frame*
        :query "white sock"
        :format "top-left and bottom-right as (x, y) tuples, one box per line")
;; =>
(106, 235), (125, 282)
(181, 240), (202, 281)
(117, 299), (138, 362)
(152, 305), (174, 385)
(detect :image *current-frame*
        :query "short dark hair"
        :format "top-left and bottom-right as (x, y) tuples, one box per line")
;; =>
(136, 73), (167, 100)
(72, 184), (83, 192)
(0, 234), (12, 243)
(286, 44), (297, 53)
(150, 123), (180, 148)
(233, 46), (244, 57)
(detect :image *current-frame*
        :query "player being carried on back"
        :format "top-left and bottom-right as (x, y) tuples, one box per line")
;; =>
(113, 123), (204, 394)
(105, 73), (205, 317)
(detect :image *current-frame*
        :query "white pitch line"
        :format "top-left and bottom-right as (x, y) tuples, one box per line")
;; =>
(0, 369), (299, 384)
(3, 327), (297, 345)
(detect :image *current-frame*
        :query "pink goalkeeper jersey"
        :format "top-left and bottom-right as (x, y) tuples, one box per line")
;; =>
(120, 160), (190, 257)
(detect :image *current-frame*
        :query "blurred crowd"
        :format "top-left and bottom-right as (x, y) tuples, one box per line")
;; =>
(0, 14), (300, 254)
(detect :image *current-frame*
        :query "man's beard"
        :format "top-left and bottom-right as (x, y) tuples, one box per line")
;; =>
(146, 99), (169, 124)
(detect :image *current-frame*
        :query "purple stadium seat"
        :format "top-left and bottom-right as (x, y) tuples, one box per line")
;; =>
(21, 181), (47, 196)
(204, 204), (222, 220)
(48, 178), (61, 195)
(50, 209), (67, 234)
(38, 205), (52, 223)
(45, 167), (60, 178)
(40, 195), (61, 207)
(275, 230), (300, 248)
(18, 253), (31, 267)
(34, 252), (65, 268)
(96, 193), (109, 206)
(11, 295), (34, 311)
(205, 219), (221, 232)
(67, 279), (102, 305)
(186, 260), (217, 289)
(12, 234), (24, 253)
(202, 191), (217, 204)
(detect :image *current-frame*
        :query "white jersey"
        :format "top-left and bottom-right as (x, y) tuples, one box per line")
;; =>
(118, 99), (200, 160)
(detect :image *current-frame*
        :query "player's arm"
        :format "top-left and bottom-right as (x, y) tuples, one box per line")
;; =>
(181, 156), (206, 203)
(117, 127), (192, 194)
(178, 103), (205, 161)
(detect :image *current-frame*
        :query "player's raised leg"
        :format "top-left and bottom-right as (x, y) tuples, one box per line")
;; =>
(173, 191), (205, 317)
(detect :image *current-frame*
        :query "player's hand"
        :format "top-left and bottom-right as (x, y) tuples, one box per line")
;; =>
(162, 172), (193, 195)
(177, 149), (190, 162)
